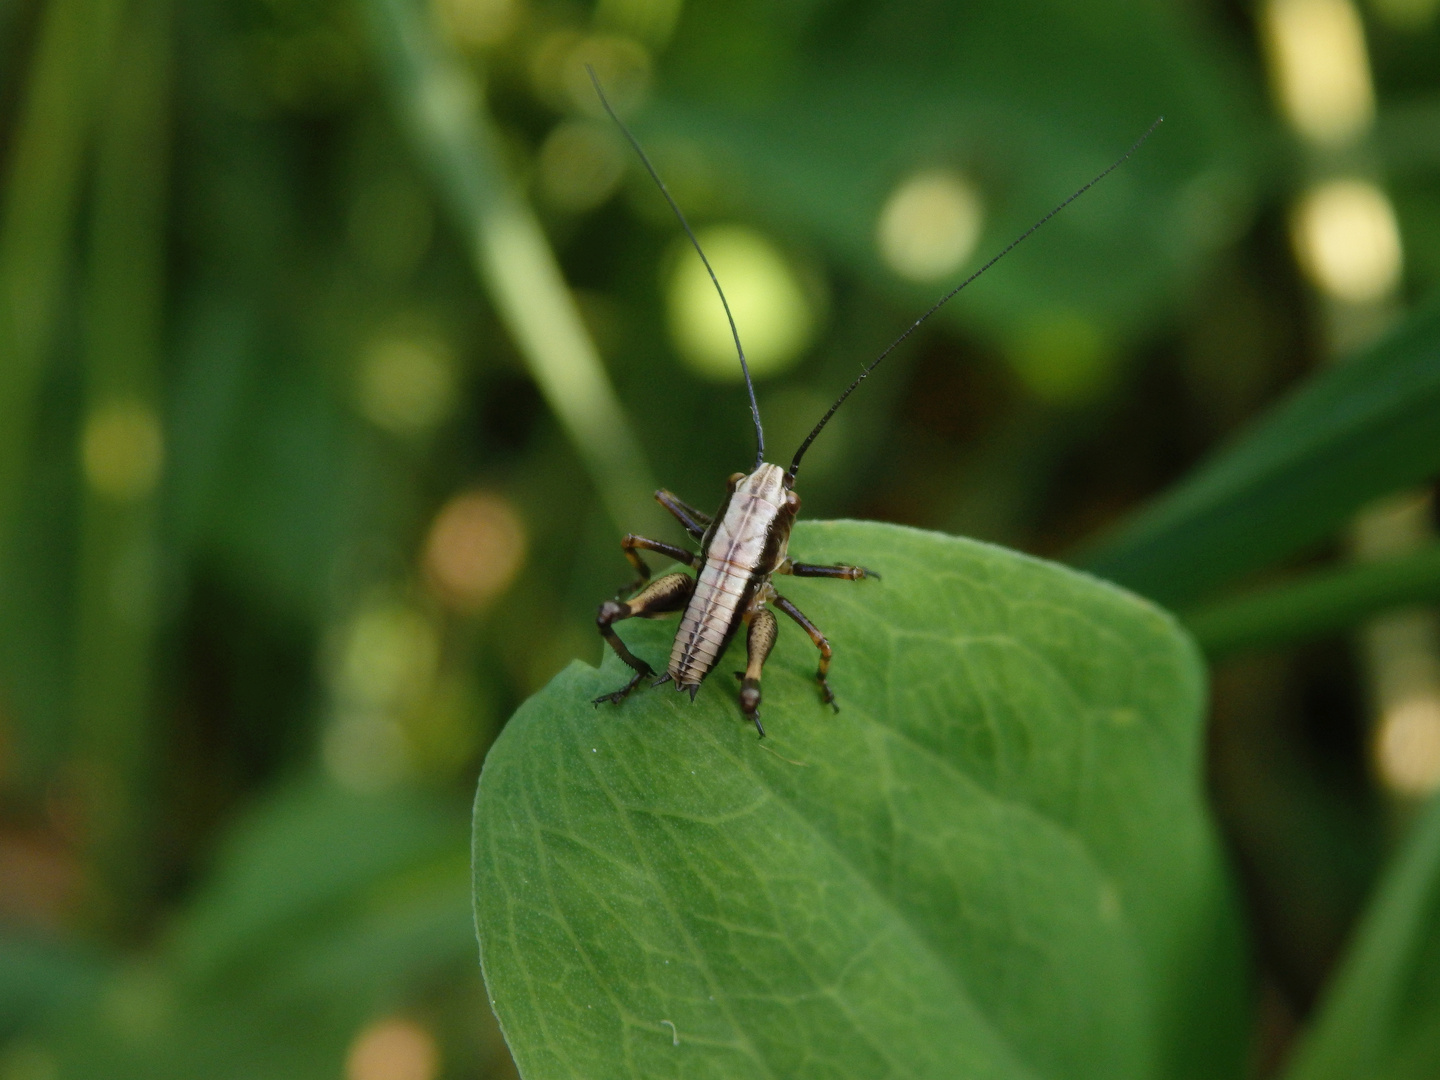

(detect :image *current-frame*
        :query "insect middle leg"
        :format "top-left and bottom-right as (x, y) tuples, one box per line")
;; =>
(736, 609), (778, 739)
(780, 560), (880, 581)
(618, 534), (696, 596)
(655, 489), (711, 540)
(594, 572), (695, 706)
(772, 594), (838, 712)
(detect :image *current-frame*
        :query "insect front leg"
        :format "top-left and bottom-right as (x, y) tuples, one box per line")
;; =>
(737, 609), (778, 739)
(593, 572), (695, 706)
(618, 534), (696, 597)
(779, 560), (880, 581)
(772, 594), (838, 712)
(655, 489), (711, 540)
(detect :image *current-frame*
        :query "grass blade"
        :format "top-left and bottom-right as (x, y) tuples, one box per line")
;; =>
(1182, 544), (1440, 659)
(363, 0), (656, 533)
(0, 0), (124, 547)
(70, 0), (172, 933)
(1079, 300), (1440, 607)
(1282, 795), (1440, 1080)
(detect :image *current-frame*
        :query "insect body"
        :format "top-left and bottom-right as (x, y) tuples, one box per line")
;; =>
(594, 461), (873, 737)
(587, 70), (1159, 737)
(669, 464), (793, 692)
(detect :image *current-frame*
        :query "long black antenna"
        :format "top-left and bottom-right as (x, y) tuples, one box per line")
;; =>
(787, 116), (1165, 484)
(587, 68), (766, 470)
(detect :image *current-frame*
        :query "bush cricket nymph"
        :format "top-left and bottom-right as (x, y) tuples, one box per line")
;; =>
(589, 69), (1160, 737)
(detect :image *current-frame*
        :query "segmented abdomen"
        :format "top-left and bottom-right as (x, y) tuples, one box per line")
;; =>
(669, 493), (777, 687)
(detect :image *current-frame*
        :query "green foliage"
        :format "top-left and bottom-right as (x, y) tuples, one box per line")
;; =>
(660, 0), (1261, 351)
(30, 782), (480, 1079)
(3, 0), (1440, 1073)
(473, 521), (1246, 1080)
(1183, 542), (1440, 659)
(1082, 301), (1440, 608)
(1283, 795), (1440, 1080)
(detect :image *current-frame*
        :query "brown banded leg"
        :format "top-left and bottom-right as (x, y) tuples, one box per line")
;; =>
(772, 594), (837, 712)
(655, 489), (711, 540)
(594, 572), (694, 706)
(780, 561), (880, 581)
(736, 609), (778, 738)
(618, 534), (696, 597)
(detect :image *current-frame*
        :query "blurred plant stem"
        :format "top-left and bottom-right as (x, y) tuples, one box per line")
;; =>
(0, 0), (124, 554)
(70, 0), (172, 936)
(365, 0), (657, 534)
(1184, 545), (1440, 660)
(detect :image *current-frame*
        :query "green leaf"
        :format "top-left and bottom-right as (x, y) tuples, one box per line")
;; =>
(473, 520), (1246, 1080)
(1283, 795), (1440, 1080)
(1079, 300), (1440, 607)
(1181, 543), (1440, 659)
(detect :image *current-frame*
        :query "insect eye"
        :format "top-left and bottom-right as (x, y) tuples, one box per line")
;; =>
(785, 490), (801, 513)
(728, 472), (746, 490)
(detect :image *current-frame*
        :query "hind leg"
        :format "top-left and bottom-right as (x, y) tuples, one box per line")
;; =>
(593, 572), (694, 705)
(735, 609), (778, 738)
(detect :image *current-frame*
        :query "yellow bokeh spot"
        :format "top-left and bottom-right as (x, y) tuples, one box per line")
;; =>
(530, 32), (650, 117)
(101, 965), (170, 1041)
(81, 398), (164, 501)
(1007, 314), (1114, 404)
(876, 169), (984, 283)
(593, 0), (684, 46)
(433, 0), (519, 49)
(1376, 695), (1440, 797)
(1292, 179), (1402, 303)
(666, 225), (817, 381)
(357, 334), (459, 437)
(1263, 0), (1375, 146)
(324, 601), (447, 791)
(423, 490), (527, 612)
(335, 603), (441, 713)
(346, 1017), (440, 1080)
(537, 119), (626, 212)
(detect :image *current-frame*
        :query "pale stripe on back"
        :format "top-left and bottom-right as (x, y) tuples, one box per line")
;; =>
(669, 492), (778, 685)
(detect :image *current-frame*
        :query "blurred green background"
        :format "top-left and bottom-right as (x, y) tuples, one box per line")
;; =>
(1, 0), (1439, 1075)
